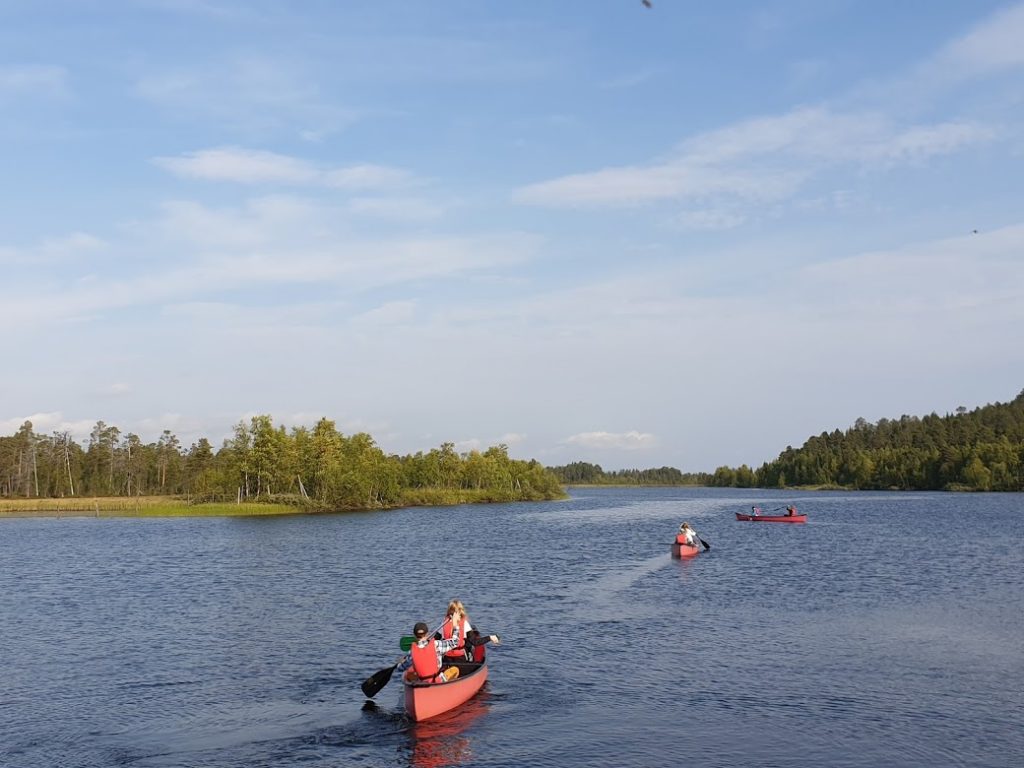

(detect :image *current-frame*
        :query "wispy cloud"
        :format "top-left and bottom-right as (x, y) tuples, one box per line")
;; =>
(936, 2), (1024, 77)
(565, 431), (657, 450)
(0, 233), (106, 266)
(347, 196), (447, 222)
(0, 412), (95, 439)
(0, 197), (538, 326)
(154, 147), (421, 189)
(136, 56), (358, 138)
(514, 107), (993, 210)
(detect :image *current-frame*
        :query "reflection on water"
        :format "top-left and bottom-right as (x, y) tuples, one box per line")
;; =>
(361, 688), (491, 768)
(404, 692), (490, 768)
(2, 488), (1022, 768)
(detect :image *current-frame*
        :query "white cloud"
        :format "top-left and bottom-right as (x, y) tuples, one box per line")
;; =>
(0, 413), (95, 440)
(937, 3), (1024, 77)
(0, 197), (539, 327)
(0, 232), (105, 265)
(564, 431), (657, 451)
(454, 433), (527, 453)
(154, 147), (420, 190)
(513, 107), (993, 210)
(154, 147), (316, 184)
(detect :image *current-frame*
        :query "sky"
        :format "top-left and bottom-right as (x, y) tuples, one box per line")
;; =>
(2, 1), (1023, 473)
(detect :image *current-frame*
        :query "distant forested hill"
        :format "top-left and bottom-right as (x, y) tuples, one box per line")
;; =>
(551, 390), (1024, 492)
(547, 462), (711, 486)
(710, 389), (1024, 491)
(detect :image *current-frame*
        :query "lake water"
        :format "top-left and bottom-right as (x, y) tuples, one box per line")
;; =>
(2, 487), (1022, 768)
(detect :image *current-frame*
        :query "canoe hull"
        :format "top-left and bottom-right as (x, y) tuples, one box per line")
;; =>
(671, 541), (700, 558)
(404, 661), (488, 722)
(735, 512), (807, 523)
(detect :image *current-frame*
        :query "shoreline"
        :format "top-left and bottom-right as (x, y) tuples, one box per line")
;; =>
(0, 489), (569, 519)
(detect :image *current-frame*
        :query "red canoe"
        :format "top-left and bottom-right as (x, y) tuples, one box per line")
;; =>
(671, 541), (701, 558)
(735, 512), (807, 523)
(404, 660), (488, 722)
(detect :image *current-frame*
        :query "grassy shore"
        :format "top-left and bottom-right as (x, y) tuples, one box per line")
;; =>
(0, 487), (567, 518)
(0, 496), (296, 518)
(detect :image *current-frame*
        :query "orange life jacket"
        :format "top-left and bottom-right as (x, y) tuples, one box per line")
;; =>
(443, 616), (467, 660)
(410, 639), (441, 681)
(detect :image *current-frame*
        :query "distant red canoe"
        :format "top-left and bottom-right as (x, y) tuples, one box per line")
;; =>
(404, 660), (488, 722)
(671, 540), (701, 558)
(735, 512), (807, 523)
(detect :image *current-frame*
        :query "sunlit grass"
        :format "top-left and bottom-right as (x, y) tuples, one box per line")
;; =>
(0, 496), (298, 517)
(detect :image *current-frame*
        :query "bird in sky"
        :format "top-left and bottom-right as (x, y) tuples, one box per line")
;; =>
(642, 0), (652, 7)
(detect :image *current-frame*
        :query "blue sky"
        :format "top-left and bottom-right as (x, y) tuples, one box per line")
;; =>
(2, 0), (1023, 472)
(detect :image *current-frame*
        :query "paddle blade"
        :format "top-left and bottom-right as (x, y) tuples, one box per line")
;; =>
(700, 537), (711, 551)
(399, 635), (414, 651)
(361, 663), (398, 698)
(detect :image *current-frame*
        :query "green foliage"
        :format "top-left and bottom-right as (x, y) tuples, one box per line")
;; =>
(0, 416), (567, 511)
(720, 389), (1024, 491)
(548, 461), (711, 486)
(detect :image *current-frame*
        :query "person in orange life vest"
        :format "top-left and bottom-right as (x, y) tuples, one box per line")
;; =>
(786, 505), (797, 516)
(442, 599), (501, 661)
(396, 617), (464, 684)
(676, 521), (699, 546)
(442, 599), (474, 661)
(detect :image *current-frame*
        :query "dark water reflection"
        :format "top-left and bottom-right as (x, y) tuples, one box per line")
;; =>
(1, 488), (1022, 767)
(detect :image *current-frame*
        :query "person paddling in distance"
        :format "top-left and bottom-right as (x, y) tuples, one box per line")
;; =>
(786, 504), (797, 517)
(396, 616), (464, 684)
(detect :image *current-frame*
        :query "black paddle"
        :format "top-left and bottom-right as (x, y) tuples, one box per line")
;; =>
(361, 656), (404, 698)
(362, 617), (450, 698)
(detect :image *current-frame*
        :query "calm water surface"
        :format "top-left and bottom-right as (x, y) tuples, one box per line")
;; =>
(2, 488), (1022, 767)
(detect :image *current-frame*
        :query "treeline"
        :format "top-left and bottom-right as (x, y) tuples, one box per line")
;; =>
(0, 416), (565, 508)
(548, 461), (711, 486)
(710, 389), (1024, 491)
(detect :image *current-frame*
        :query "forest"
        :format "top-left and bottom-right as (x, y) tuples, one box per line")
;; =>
(5, 390), (1023, 506)
(0, 415), (565, 509)
(732, 389), (1024, 492)
(550, 390), (1024, 492)
(548, 462), (711, 486)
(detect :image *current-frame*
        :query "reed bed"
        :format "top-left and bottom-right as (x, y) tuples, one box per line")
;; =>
(0, 496), (296, 518)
